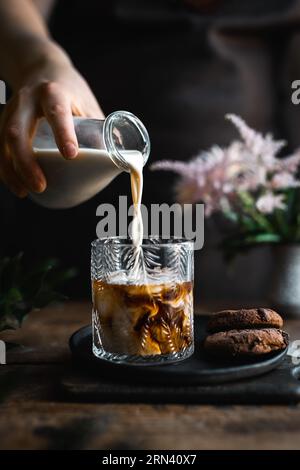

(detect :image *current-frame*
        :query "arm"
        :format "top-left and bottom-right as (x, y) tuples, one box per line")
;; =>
(0, 0), (104, 196)
(31, 0), (57, 20)
(0, 0), (60, 89)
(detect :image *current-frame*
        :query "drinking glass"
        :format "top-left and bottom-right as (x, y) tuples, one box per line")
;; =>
(91, 237), (194, 365)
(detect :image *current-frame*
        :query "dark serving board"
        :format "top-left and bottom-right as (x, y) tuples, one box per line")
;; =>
(62, 316), (300, 404)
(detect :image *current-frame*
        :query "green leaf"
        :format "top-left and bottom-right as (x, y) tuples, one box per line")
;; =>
(0, 315), (19, 331)
(239, 215), (259, 232)
(243, 233), (281, 244)
(21, 258), (59, 296)
(44, 267), (78, 288)
(222, 210), (239, 223)
(237, 190), (276, 233)
(237, 190), (256, 208)
(0, 257), (11, 293)
(0, 254), (77, 332)
(5, 287), (23, 304)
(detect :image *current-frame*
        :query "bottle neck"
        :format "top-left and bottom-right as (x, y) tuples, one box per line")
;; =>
(103, 111), (150, 172)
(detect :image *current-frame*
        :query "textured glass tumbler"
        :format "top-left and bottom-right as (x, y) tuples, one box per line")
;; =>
(91, 237), (194, 365)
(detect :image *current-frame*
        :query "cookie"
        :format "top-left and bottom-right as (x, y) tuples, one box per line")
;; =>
(207, 308), (283, 333)
(204, 328), (288, 357)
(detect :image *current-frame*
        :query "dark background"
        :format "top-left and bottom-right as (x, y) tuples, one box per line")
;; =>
(1, 0), (300, 301)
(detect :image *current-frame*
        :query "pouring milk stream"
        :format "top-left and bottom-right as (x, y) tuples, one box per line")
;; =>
(32, 112), (148, 276)
(31, 112), (194, 365)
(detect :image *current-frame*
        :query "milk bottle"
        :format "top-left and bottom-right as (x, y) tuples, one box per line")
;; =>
(31, 111), (150, 209)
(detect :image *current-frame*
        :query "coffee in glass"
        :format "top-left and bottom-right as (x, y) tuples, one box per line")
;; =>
(91, 238), (194, 365)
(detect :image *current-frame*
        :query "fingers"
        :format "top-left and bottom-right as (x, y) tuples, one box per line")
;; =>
(40, 81), (78, 159)
(0, 101), (28, 197)
(5, 90), (46, 193)
(70, 73), (105, 119)
(0, 76), (103, 198)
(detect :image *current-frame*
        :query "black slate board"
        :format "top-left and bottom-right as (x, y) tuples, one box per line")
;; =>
(62, 316), (300, 404)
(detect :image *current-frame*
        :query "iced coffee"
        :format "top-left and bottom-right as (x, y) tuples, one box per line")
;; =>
(92, 237), (194, 365)
(92, 275), (193, 359)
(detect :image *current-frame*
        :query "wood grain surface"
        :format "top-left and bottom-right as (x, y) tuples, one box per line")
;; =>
(0, 301), (300, 450)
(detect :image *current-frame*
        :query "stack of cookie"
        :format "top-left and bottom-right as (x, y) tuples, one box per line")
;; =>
(204, 308), (288, 357)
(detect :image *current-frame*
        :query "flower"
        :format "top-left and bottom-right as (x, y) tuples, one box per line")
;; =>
(256, 192), (286, 214)
(273, 151), (300, 173)
(270, 172), (300, 190)
(152, 143), (248, 215)
(152, 114), (300, 217)
(226, 114), (286, 168)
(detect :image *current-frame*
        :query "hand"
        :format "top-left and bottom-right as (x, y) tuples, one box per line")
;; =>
(0, 57), (104, 197)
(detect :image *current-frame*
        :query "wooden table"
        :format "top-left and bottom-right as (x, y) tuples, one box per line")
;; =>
(0, 301), (300, 450)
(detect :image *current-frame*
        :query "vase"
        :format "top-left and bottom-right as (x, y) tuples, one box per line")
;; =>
(269, 244), (300, 317)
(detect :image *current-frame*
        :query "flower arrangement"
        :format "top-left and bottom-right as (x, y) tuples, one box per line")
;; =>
(152, 115), (300, 256)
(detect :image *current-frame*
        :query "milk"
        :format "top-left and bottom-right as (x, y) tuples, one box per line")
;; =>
(31, 148), (122, 209)
(119, 150), (146, 280)
(120, 150), (144, 249)
(32, 145), (146, 277)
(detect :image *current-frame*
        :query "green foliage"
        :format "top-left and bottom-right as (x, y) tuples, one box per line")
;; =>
(220, 188), (300, 260)
(0, 253), (77, 332)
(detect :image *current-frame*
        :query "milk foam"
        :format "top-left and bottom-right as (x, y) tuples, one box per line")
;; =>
(107, 269), (174, 286)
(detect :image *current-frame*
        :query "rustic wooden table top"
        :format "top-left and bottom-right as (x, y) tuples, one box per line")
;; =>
(0, 300), (300, 450)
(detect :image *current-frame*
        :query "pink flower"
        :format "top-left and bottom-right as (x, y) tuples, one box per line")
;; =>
(273, 151), (300, 173)
(152, 114), (300, 217)
(270, 172), (300, 189)
(151, 143), (247, 215)
(256, 192), (285, 214)
(226, 114), (286, 168)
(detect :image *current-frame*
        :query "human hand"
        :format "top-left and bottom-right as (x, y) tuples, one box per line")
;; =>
(0, 56), (104, 197)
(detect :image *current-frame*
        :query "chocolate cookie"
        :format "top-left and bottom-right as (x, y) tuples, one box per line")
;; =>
(207, 308), (283, 333)
(204, 328), (288, 357)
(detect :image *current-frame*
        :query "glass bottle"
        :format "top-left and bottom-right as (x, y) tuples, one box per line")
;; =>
(31, 111), (150, 209)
